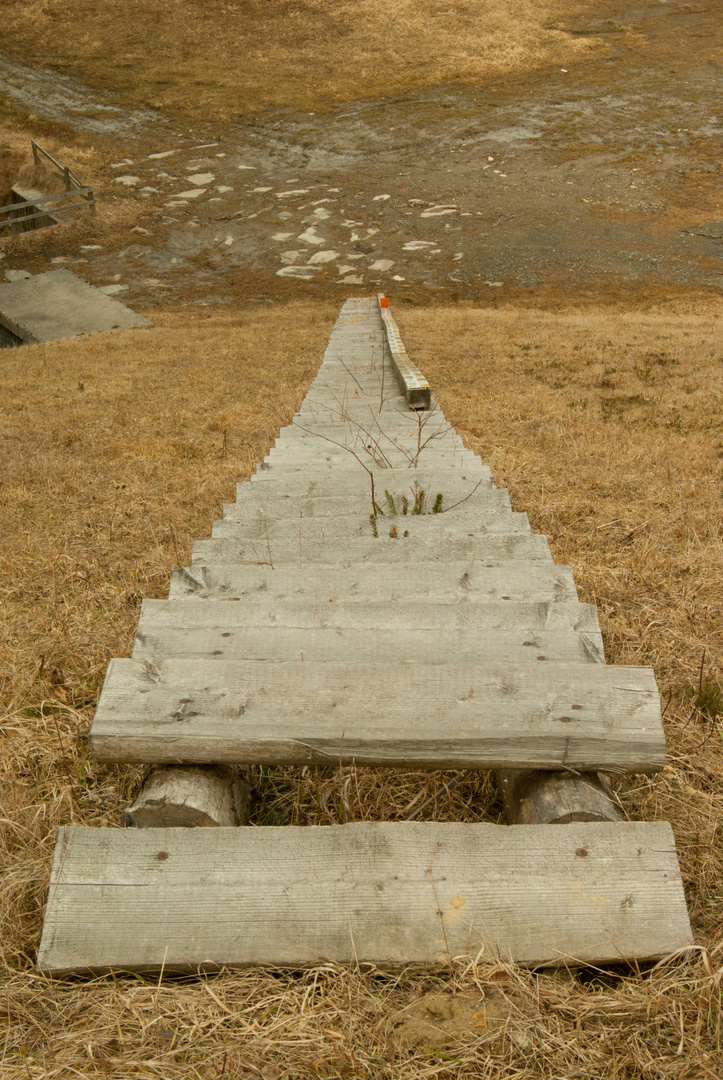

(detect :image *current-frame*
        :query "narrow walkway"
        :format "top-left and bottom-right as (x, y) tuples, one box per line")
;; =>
(38, 297), (692, 975)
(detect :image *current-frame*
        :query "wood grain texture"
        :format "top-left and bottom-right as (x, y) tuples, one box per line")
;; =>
(137, 598), (598, 632)
(37, 821), (692, 974)
(226, 487), (512, 518)
(168, 561), (579, 602)
(209, 510), (531, 541)
(89, 657), (664, 771)
(191, 533), (552, 567)
(497, 769), (621, 824)
(123, 765), (250, 828)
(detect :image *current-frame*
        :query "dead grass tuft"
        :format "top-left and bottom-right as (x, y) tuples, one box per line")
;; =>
(2, 298), (723, 1075)
(1, 1), (601, 121)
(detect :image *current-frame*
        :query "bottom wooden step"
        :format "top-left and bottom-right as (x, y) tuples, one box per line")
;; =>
(38, 821), (691, 975)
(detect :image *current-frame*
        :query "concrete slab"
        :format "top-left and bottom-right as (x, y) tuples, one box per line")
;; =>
(0, 269), (151, 345)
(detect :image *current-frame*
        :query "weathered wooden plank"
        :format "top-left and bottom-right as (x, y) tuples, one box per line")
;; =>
(191, 533), (551, 566)
(89, 657), (664, 771)
(133, 627), (603, 665)
(228, 487), (511, 517)
(168, 562), (579, 601)
(224, 491), (512, 522)
(379, 296), (432, 409)
(37, 821), (692, 974)
(137, 598), (597, 632)
(246, 464), (490, 487)
(209, 511), (531, 542)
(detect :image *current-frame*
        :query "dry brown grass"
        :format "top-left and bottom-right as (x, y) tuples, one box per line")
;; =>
(2, 1), (600, 121)
(2, 297), (723, 1076)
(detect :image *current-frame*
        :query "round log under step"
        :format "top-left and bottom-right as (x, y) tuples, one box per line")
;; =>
(122, 765), (251, 827)
(496, 769), (621, 825)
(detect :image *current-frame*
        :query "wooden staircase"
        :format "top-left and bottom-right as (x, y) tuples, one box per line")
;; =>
(38, 297), (692, 975)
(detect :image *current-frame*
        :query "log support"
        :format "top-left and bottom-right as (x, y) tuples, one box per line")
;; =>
(496, 769), (621, 825)
(122, 765), (251, 828)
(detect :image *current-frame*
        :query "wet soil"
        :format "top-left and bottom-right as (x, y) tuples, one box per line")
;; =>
(1, 0), (721, 309)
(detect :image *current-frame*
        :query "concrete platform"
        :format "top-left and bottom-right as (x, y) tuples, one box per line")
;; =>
(0, 269), (150, 345)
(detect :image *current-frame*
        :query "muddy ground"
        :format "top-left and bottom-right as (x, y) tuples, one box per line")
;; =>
(1, 0), (721, 309)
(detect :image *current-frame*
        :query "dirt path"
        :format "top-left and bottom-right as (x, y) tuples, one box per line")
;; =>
(1, 0), (721, 308)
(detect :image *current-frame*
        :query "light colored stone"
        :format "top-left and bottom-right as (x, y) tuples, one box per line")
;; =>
(186, 173), (214, 186)
(177, 189), (206, 199)
(373, 194), (391, 201)
(114, 175), (140, 186)
(307, 250), (338, 265)
(421, 205), (457, 218)
(147, 150), (176, 160)
(273, 233), (294, 241)
(5, 269), (31, 282)
(276, 266), (320, 279)
(277, 189), (309, 198)
(369, 259), (394, 271)
(100, 284), (129, 295)
(253, 187), (273, 193)
(403, 240), (438, 251)
(339, 274), (363, 284)
(216, 185), (234, 193)
(279, 250), (303, 265)
(298, 226), (325, 246)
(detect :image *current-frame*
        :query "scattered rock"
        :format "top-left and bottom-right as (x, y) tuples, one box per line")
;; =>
(421, 205), (457, 217)
(339, 274), (363, 284)
(110, 159), (134, 168)
(297, 226), (325, 246)
(307, 250), (338, 264)
(403, 240), (438, 251)
(253, 187), (273, 193)
(99, 284), (129, 295)
(277, 189), (309, 198)
(5, 269), (31, 282)
(369, 259), (394, 271)
(186, 173), (214, 186)
(237, 165), (256, 170)
(279, 250), (303, 264)
(114, 175), (140, 186)
(147, 150), (176, 160)
(177, 189), (207, 199)
(216, 185), (234, 193)
(275, 265), (319, 278)
(131, 227), (150, 236)
(373, 194), (391, 201)
(80, 245), (103, 252)
(272, 233), (294, 241)
(392, 274), (406, 281)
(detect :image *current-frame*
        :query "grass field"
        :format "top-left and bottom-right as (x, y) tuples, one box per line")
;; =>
(2, 299), (722, 1077)
(2, 1), (599, 120)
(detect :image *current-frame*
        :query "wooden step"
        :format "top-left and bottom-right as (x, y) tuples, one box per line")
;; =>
(191, 532), (552, 567)
(137, 597), (598, 632)
(90, 657), (664, 771)
(228, 487), (512, 518)
(168, 562), (579, 601)
(246, 464), (490, 488)
(224, 490), (512, 521)
(209, 511), (531, 542)
(37, 821), (692, 975)
(133, 626), (603, 665)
